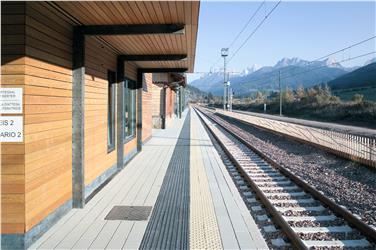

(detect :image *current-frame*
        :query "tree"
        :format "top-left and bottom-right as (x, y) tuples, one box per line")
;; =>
(283, 86), (294, 103)
(322, 83), (331, 97)
(207, 92), (214, 103)
(352, 93), (364, 103)
(296, 84), (306, 100)
(254, 91), (266, 104)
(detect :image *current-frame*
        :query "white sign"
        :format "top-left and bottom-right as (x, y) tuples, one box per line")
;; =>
(0, 88), (23, 114)
(0, 116), (23, 142)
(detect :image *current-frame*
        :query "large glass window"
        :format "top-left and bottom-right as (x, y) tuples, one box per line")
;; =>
(124, 79), (136, 141)
(107, 70), (116, 152)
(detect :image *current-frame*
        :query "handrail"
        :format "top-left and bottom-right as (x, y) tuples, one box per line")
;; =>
(214, 108), (376, 168)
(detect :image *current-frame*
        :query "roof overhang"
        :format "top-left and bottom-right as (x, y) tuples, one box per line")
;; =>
(119, 54), (187, 61)
(152, 72), (186, 89)
(51, 1), (200, 73)
(77, 24), (185, 35)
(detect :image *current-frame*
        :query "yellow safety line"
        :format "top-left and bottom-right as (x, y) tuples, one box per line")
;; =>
(190, 109), (223, 250)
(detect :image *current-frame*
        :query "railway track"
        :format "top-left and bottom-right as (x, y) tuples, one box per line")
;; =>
(194, 107), (376, 249)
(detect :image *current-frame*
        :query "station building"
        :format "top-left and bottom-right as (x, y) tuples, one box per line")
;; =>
(1, 1), (199, 248)
(151, 73), (186, 128)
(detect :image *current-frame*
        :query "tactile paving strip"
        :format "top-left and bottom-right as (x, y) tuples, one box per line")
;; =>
(190, 111), (223, 249)
(139, 111), (191, 250)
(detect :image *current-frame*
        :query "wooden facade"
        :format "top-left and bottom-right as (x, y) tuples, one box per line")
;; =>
(142, 73), (154, 142)
(1, 1), (199, 248)
(151, 73), (184, 129)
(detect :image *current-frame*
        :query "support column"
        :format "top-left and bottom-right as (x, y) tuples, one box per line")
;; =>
(136, 70), (143, 152)
(178, 86), (182, 119)
(117, 57), (125, 170)
(179, 86), (184, 117)
(72, 27), (85, 208)
(161, 86), (167, 129)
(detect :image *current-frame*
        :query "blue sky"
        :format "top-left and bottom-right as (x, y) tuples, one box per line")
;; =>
(188, 1), (376, 82)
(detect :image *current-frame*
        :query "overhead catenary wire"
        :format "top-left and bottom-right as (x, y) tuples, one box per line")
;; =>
(311, 36), (376, 63)
(280, 51), (376, 81)
(238, 36), (376, 86)
(195, 4), (375, 82)
(205, 1), (267, 71)
(227, 0), (266, 49)
(243, 51), (376, 87)
(228, 0), (282, 63)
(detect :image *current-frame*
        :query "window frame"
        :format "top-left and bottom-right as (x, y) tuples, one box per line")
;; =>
(107, 70), (116, 153)
(123, 78), (137, 143)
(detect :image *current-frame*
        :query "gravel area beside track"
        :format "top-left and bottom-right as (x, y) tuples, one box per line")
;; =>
(213, 112), (376, 227)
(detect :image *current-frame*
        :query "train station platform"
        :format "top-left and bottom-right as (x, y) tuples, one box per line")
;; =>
(29, 108), (268, 250)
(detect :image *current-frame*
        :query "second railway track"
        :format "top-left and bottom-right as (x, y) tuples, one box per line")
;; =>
(194, 106), (376, 250)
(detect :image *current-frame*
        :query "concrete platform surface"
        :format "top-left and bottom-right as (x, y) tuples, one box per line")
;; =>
(29, 108), (268, 250)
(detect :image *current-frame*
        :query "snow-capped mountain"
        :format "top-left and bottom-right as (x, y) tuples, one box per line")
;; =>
(328, 61), (376, 90)
(364, 57), (376, 66)
(240, 64), (262, 76)
(274, 57), (308, 68)
(189, 57), (359, 95)
(274, 57), (344, 69)
(314, 57), (344, 69)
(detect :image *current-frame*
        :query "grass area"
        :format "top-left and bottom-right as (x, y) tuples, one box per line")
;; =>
(229, 101), (376, 129)
(332, 86), (376, 102)
(209, 85), (376, 129)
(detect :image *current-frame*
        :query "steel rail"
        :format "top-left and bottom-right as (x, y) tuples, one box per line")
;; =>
(215, 110), (376, 168)
(194, 106), (376, 247)
(194, 107), (307, 249)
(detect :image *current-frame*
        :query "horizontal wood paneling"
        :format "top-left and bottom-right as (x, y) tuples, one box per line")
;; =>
(54, 1), (200, 72)
(125, 62), (137, 81)
(22, 2), (73, 231)
(124, 138), (137, 155)
(142, 73), (153, 141)
(1, 1), (26, 234)
(84, 36), (117, 186)
(165, 87), (175, 128)
(152, 83), (163, 117)
(1, 164), (24, 175)
(2, 0), (192, 236)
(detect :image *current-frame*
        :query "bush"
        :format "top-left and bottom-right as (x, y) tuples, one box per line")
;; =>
(230, 84), (376, 128)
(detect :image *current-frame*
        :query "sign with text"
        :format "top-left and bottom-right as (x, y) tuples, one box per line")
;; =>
(0, 116), (23, 142)
(0, 88), (23, 114)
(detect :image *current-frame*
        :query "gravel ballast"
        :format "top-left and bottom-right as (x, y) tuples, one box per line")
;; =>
(214, 112), (376, 227)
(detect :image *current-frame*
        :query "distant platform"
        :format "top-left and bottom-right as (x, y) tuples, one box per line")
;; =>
(232, 109), (375, 137)
(30, 108), (268, 250)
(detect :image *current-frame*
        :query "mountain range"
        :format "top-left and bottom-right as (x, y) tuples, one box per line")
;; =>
(328, 61), (376, 90)
(189, 57), (370, 96)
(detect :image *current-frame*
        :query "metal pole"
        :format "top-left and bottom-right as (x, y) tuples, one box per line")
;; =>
(228, 86), (230, 111)
(221, 48), (228, 110)
(229, 87), (233, 112)
(227, 73), (230, 110)
(223, 56), (227, 110)
(279, 70), (282, 116)
(227, 84), (231, 111)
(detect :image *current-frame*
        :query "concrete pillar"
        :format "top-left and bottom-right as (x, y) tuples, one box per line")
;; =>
(179, 86), (184, 117)
(161, 86), (166, 129)
(116, 58), (125, 170)
(136, 70), (143, 152)
(72, 27), (85, 208)
(178, 87), (182, 118)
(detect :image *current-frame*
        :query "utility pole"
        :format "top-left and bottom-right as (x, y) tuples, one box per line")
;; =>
(279, 70), (282, 116)
(229, 86), (233, 112)
(227, 83), (231, 111)
(227, 73), (231, 111)
(221, 48), (229, 110)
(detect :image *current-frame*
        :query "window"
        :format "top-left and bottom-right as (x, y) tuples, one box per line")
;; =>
(107, 70), (116, 152)
(123, 78), (136, 141)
